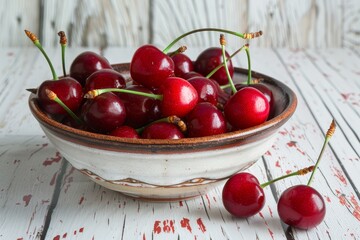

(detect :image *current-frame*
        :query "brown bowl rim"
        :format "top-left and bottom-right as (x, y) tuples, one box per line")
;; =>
(28, 65), (297, 147)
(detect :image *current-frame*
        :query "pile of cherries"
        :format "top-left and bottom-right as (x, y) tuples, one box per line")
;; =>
(26, 29), (334, 230)
(26, 29), (269, 139)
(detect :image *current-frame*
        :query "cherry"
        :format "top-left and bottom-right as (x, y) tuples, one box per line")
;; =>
(82, 92), (126, 133)
(277, 185), (325, 229)
(277, 120), (336, 229)
(69, 51), (112, 86)
(222, 166), (315, 218)
(159, 77), (199, 117)
(235, 81), (274, 117)
(130, 44), (175, 89)
(84, 69), (126, 93)
(110, 126), (140, 139)
(182, 71), (203, 80)
(235, 82), (273, 105)
(141, 122), (184, 139)
(37, 77), (83, 115)
(186, 102), (226, 137)
(194, 47), (234, 86)
(187, 76), (219, 106)
(116, 85), (161, 128)
(222, 172), (265, 218)
(224, 87), (269, 130)
(24, 30), (83, 116)
(171, 53), (194, 78)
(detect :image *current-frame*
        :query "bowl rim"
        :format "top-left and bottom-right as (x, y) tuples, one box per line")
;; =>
(28, 65), (297, 146)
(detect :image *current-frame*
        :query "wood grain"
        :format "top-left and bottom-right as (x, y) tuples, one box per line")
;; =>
(0, 1), (40, 47)
(1, 0), (359, 48)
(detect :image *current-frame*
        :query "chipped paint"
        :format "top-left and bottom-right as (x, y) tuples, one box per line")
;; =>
(196, 218), (206, 233)
(23, 194), (32, 207)
(180, 218), (192, 233)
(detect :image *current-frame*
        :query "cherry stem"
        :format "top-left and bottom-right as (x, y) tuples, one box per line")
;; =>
(58, 31), (67, 76)
(244, 46), (252, 85)
(167, 46), (187, 57)
(206, 44), (248, 79)
(84, 88), (163, 101)
(45, 89), (83, 125)
(162, 28), (262, 54)
(24, 30), (58, 80)
(220, 35), (237, 94)
(260, 165), (315, 188)
(136, 115), (187, 134)
(307, 119), (336, 186)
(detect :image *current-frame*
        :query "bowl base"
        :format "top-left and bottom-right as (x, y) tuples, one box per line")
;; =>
(81, 170), (225, 202)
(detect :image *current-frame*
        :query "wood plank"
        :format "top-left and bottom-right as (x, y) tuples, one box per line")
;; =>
(151, 0), (249, 52)
(41, 0), (150, 48)
(0, 1), (40, 47)
(343, 0), (360, 48)
(0, 135), (65, 239)
(247, 0), (343, 48)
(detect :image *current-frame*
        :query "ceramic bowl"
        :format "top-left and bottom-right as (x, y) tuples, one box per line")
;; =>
(28, 63), (297, 201)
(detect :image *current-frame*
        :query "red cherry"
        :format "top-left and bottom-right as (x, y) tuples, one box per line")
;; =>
(116, 85), (161, 128)
(278, 185), (326, 229)
(186, 102), (226, 137)
(224, 87), (270, 130)
(188, 76), (219, 106)
(141, 122), (184, 139)
(69, 51), (112, 86)
(130, 45), (175, 89)
(110, 126), (140, 139)
(83, 92), (126, 133)
(37, 77), (83, 115)
(171, 53), (194, 78)
(159, 77), (198, 117)
(194, 47), (234, 86)
(182, 71), (203, 80)
(84, 69), (126, 93)
(222, 172), (265, 218)
(235, 82), (274, 117)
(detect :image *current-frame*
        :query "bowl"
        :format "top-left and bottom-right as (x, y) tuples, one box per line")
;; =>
(28, 63), (297, 201)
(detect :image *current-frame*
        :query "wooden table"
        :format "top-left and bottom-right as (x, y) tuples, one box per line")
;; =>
(1, 47), (359, 240)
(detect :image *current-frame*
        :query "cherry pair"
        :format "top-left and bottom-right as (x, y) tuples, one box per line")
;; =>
(222, 120), (336, 230)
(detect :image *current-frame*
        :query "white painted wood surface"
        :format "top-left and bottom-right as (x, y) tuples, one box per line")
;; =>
(0, 45), (359, 239)
(1, 0), (359, 48)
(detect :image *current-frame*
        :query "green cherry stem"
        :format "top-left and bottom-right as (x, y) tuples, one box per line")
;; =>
(45, 89), (83, 125)
(244, 45), (252, 85)
(84, 88), (163, 101)
(220, 34), (237, 94)
(162, 28), (262, 54)
(136, 115), (187, 134)
(307, 119), (336, 186)
(167, 46), (187, 57)
(260, 165), (315, 188)
(58, 31), (67, 76)
(25, 30), (58, 80)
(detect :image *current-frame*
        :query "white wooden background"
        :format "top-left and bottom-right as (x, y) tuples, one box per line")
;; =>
(1, 0), (360, 49)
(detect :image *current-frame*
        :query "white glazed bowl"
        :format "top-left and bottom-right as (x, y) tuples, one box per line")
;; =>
(28, 64), (297, 201)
